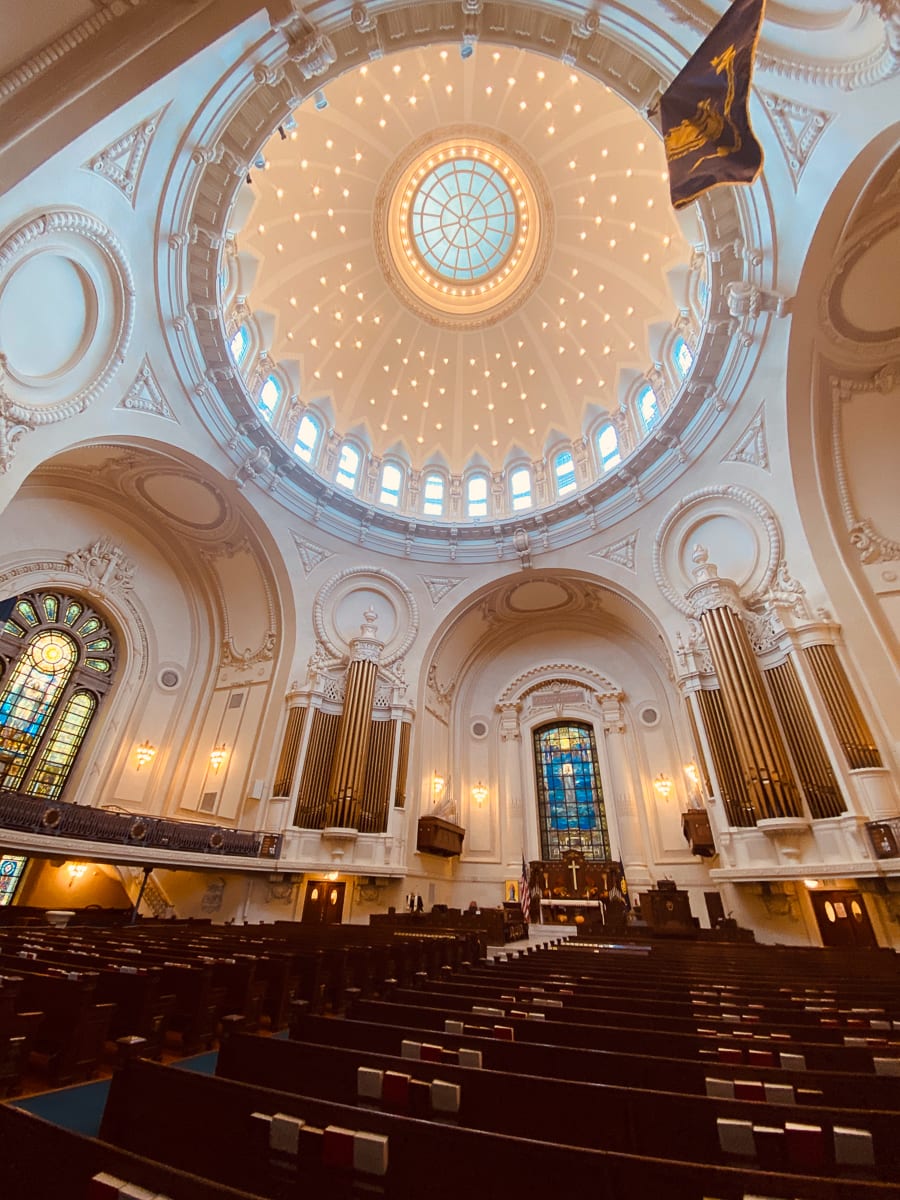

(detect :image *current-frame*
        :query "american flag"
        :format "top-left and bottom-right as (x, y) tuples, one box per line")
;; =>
(519, 855), (531, 923)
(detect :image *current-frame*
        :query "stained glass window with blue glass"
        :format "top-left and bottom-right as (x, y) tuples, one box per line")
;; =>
(0, 854), (27, 906)
(533, 721), (609, 860)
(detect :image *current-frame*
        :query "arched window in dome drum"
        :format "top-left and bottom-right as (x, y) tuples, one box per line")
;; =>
(379, 462), (403, 507)
(533, 721), (609, 861)
(554, 450), (576, 497)
(229, 325), (250, 366)
(335, 442), (360, 491)
(466, 475), (488, 518)
(258, 374), (281, 423)
(0, 592), (116, 800)
(638, 384), (661, 432)
(423, 473), (444, 516)
(293, 413), (320, 463)
(673, 337), (694, 379)
(510, 466), (532, 511)
(597, 423), (620, 472)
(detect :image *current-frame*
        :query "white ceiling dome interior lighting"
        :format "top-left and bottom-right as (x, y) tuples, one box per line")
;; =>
(173, 13), (774, 560)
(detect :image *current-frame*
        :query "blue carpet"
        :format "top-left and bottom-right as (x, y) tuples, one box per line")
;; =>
(173, 1049), (218, 1074)
(12, 1077), (110, 1137)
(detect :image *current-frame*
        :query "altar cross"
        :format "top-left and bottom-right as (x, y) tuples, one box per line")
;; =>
(568, 860), (580, 894)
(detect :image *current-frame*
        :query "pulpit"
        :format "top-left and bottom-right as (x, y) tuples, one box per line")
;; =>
(417, 815), (465, 857)
(640, 882), (696, 936)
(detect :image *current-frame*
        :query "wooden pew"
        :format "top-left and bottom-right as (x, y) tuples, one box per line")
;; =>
(0, 1103), (265, 1200)
(218, 1030), (900, 1182)
(99, 1056), (900, 1198)
(289, 1007), (900, 1112)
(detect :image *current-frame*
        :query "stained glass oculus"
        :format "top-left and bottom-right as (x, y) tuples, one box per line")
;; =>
(409, 158), (516, 282)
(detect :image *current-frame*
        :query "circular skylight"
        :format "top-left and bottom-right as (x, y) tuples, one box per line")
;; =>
(409, 157), (517, 282)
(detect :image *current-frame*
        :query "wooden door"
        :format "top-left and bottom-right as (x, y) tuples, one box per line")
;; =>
(810, 890), (877, 947)
(301, 880), (345, 924)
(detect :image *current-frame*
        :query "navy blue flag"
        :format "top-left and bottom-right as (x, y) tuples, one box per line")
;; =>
(660, 0), (766, 210)
(0, 597), (16, 624)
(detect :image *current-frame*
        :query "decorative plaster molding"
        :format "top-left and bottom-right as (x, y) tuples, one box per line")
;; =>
(419, 574), (463, 605)
(823, 213), (900, 350)
(654, 486), (783, 616)
(593, 532), (637, 572)
(84, 107), (166, 206)
(221, 631), (277, 668)
(0, 0), (148, 101)
(724, 405), (769, 471)
(759, 91), (834, 191)
(313, 566), (419, 667)
(118, 356), (177, 421)
(291, 533), (333, 576)
(831, 365), (900, 564)
(498, 661), (622, 705)
(65, 536), (136, 595)
(0, 211), (135, 471)
(660, 0), (900, 89)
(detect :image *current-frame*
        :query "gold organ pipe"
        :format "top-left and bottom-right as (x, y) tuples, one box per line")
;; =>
(395, 722), (411, 809)
(685, 695), (712, 796)
(362, 719), (392, 832)
(803, 644), (882, 769)
(700, 606), (800, 819)
(295, 710), (339, 827)
(328, 657), (378, 827)
(697, 688), (754, 826)
(273, 707), (305, 798)
(765, 660), (845, 819)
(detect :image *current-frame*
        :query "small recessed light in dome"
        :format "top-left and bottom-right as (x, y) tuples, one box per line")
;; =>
(380, 422), (388, 430)
(642, 252), (651, 262)
(417, 436), (424, 444)
(257, 223), (265, 234)
(310, 337), (318, 347)
(473, 423), (479, 431)
(626, 305), (634, 315)
(293, 212), (300, 222)
(540, 401), (546, 410)
(579, 346), (586, 356)
(544, 100), (552, 111)
(355, 95), (363, 105)
(601, 148), (608, 157)
(423, 72), (431, 81)
(603, 345), (611, 355)
(287, 331), (294, 339)
(290, 296), (297, 306)
(663, 235), (671, 246)
(314, 370), (321, 378)
(485, 86), (493, 95)
(440, 49), (447, 60)
(547, 125), (555, 135)
(383, 93), (391, 102)
(301, 159), (308, 168)
(609, 238), (616, 247)
(626, 168), (633, 177)
(436, 421), (443, 430)
(519, 100), (527, 110)
(445, 84), (453, 94)
(379, 118), (386, 127)
(574, 103), (582, 113)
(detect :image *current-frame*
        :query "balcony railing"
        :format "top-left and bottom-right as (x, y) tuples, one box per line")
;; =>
(0, 789), (281, 860)
(866, 818), (900, 860)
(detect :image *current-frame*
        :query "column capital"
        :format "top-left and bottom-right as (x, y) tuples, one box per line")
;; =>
(350, 607), (384, 663)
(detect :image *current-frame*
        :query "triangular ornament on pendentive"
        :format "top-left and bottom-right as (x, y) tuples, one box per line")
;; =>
(83, 106), (167, 206)
(419, 575), (463, 606)
(118, 357), (178, 421)
(291, 533), (333, 577)
(592, 532), (637, 572)
(759, 91), (834, 191)
(724, 404), (769, 471)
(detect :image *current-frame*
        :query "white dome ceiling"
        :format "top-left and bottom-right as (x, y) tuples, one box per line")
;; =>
(229, 42), (693, 475)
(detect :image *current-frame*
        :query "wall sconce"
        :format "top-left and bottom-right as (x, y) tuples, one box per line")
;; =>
(653, 774), (673, 801)
(684, 762), (700, 790)
(325, 871), (339, 882)
(134, 740), (156, 771)
(432, 772), (445, 797)
(67, 862), (88, 887)
(471, 781), (488, 806)
(803, 878), (821, 889)
(209, 743), (228, 773)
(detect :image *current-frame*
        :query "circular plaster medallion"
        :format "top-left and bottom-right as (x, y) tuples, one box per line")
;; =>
(0, 253), (97, 383)
(827, 218), (900, 344)
(314, 567), (419, 666)
(0, 211), (133, 417)
(653, 486), (782, 615)
(375, 126), (553, 329)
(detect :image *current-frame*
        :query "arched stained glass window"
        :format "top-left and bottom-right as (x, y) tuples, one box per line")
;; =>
(638, 384), (661, 432)
(554, 450), (576, 497)
(258, 374), (281, 422)
(0, 854), (27, 906)
(673, 337), (694, 378)
(466, 475), (488, 518)
(294, 413), (320, 463)
(229, 325), (250, 366)
(423, 473), (444, 516)
(380, 462), (403, 507)
(336, 442), (360, 490)
(533, 721), (609, 860)
(597, 423), (620, 472)
(0, 592), (115, 799)
(510, 466), (532, 511)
